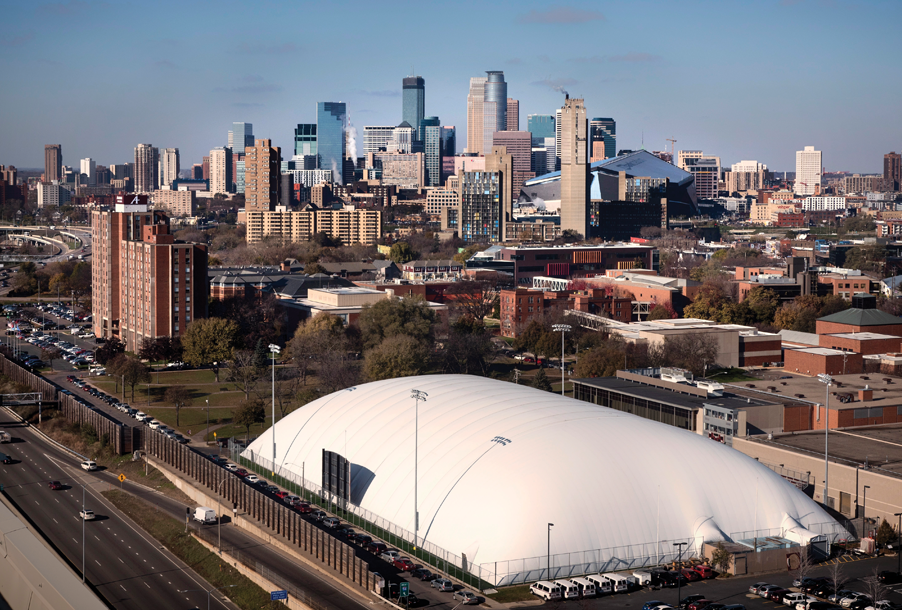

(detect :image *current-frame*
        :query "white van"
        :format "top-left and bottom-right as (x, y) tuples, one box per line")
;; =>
(554, 580), (579, 600)
(633, 570), (653, 586)
(602, 573), (630, 593)
(586, 574), (613, 595)
(530, 581), (562, 601)
(569, 577), (596, 598)
(193, 507), (216, 524)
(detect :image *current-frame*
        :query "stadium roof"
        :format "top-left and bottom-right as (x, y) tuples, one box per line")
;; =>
(244, 375), (842, 585)
(524, 149), (693, 187)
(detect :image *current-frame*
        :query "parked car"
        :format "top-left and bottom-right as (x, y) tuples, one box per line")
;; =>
(693, 565), (715, 579)
(453, 591), (477, 605)
(323, 517), (341, 528)
(760, 585), (783, 598)
(681, 568), (701, 582)
(367, 541), (387, 555)
(309, 510), (326, 521)
(380, 550), (402, 563)
(234, 468), (248, 478)
(680, 595), (708, 609)
(412, 568), (433, 581)
(223, 463), (238, 472)
(355, 534), (372, 547)
(393, 557), (415, 572)
(768, 590), (792, 603)
(431, 578), (453, 592)
(750, 583), (771, 595)
(878, 572), (902, 584)
(842, 596), (871, 609)
(689, 602), (712, 610)
(644, 602), (666, 610)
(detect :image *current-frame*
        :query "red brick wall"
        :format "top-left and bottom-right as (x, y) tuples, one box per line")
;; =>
(783, 405), (812, 432)
(819, 335), (902, 356)
(784, 350), (863, 376)
(816, 321), (902, 337)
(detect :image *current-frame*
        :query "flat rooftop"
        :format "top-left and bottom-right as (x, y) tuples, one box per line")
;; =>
(573, 377), (777, 412)
(744, 423), (902, 479)
(725, 372), (902, 410)
(827, 332), (901, 341)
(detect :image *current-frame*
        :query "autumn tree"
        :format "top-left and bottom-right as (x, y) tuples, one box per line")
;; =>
(181, 317), (241, 381)
(164, 385), (192, 427)
(652, 333), (720, 377)
(288, 312), (348, 386)
(95, 337), (125, 365)
(647, 303), (677, 320)
(358, 296), (436, 350)
(710, 542), (732, 574)
(233, 397), (266, 443)
(389, 241), (417, 264)
(364, 334), (431, 381)
(439, 316), (494, 375)
(108, 354), (150, 402)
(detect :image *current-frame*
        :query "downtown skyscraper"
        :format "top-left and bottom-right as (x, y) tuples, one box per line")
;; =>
(403, 76), (425, 141)
(134, 143), (159, 193)
(44, 144), (62, 182)
(228, 122), (254, 154)
(560, 97), (588, 237)
(795, 145), (822, 195)
(317, 102), (346, 183)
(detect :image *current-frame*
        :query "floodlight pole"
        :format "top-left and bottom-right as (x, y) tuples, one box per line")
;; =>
(547, 522), (554, 580)
(269, 344), (281, 476)
(552, 324), (571, 396)
(674, 541), (687, 608)
(817, 374), (832, 507)
(411, 389), (427, 551)
(205, 399), (209, 446)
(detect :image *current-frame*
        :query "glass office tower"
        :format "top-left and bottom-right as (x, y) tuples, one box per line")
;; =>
(403, 76), (425, 141)
(590, 118), (616, 159)
(527, 114), (555, 146)
(316, 102), (347, 182)
(228, 122), (254, 154)
(294, 124), (317, 160)
(424, 122), (443, 187)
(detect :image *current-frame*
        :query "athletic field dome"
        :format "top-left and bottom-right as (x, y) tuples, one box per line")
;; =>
(243, 375), (844, 586)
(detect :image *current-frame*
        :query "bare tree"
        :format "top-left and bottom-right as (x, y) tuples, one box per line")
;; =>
(828, 560), (846, 595)
(862, 567), (888, 606)
(163, 385), (192, 427)
(791, 544), (815, 584)
(226, 350), (262, 399)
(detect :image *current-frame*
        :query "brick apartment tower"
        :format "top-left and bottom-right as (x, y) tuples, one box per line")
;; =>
(92, 194), (208, 352)
(885, 152), (901, 192)
(44, 145), (62, 182)
(492, 131), (534, 203)
(244, 139), (282, 212)
(134, 143), (159, 193)
(506, 98), (519, 131)
(559, 96), (589, 237)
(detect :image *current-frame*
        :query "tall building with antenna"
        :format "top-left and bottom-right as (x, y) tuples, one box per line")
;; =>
(559, 96), (588, 237)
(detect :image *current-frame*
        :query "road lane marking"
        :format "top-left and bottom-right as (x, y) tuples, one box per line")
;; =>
(53, 518), (58, 523)
(118, 558), (124, 563)
(94, 535), (99, 541)
(120, 585), (127, 591)
(95, 560), (101, 566)
(144, 582), (150, 588)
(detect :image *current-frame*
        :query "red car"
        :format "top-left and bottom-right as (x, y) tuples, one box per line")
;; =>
(688, 600), (711, 610)
(275, 490), (289, 499)
(693, 565), (715, 579)
(234, 468), (248, 477)
(681, 568), (701, 582)
(295, 502), (313, 514)
(48, 480), (63, 490)
(393, 557), (415, 572)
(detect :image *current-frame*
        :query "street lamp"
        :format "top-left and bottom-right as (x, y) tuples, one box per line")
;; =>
(205, 398), (209, 446)
(410, 389), (427, 551)
(551, 324), (571, 396)
(82, 483), (86, 583)
(894, 512), (901, 575)
(178, 585), (237, 610)
(817, 373), (833, 507)
(547, 523), (554, 581)
(268, 344), (281, 476)
(673, 541), (687, 608)
(862, 484), (870, 537)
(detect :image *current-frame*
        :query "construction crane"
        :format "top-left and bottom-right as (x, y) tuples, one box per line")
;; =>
(666, 138), (677, 156)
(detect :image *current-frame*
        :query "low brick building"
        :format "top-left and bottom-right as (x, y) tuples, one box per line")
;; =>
(500, 288), (632, 338)
(784, 346), (863, 377)
(815, 294), (902, 336)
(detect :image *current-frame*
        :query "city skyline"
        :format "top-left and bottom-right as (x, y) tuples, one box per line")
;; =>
(1, 0), (900, 173)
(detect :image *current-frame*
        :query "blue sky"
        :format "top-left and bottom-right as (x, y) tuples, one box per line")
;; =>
(1, 0), (900, 173)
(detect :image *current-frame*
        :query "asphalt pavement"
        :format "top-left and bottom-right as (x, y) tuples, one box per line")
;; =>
(0, 410), (237, 610)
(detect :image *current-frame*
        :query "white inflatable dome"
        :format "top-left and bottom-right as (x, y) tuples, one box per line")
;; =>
(243, 375), (841, 585)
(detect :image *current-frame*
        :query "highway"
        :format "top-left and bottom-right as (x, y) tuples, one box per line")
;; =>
(0, 410), (236, 610)
(0, 408), (377, 610)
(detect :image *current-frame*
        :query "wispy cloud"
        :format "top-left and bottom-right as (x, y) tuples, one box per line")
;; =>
(609, 52), (662, 62)
(352, 89), (400, 98)
(237, 42), (297, 55)
(517, 7), (604, 24)
(0, 32), (35, 47)
(531, 77), (579, 94)
(506, 58), (523, 65)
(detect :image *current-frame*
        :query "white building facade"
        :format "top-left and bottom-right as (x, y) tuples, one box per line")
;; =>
(795, 146), (822, 195)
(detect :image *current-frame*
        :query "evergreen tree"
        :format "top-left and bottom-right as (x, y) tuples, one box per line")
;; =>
(253, 338), (269, 370)
(532, 368), (552, 392)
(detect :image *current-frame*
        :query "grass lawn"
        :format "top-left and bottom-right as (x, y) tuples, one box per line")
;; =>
(486, 585), (533, 603)
(91, 378), (246, 407)
(146, 407), (235, 432)
(102, 490), (285, 610)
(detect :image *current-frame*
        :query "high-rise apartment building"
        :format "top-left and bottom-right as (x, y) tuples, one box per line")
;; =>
(391, 123), (416, 154)
(424, 123), (443, 187)
(244, 139), (281, 212)
(228, 122), (254, 154)
(0, 165), (16, 186)
(317, 102), (347, 183)
(492, 132), (533, 203)
(506, 98), (519, 131)
(684, 157), (721, 200)
(245, 208), (382, 245)
(37, 181), (71, 207)
(482, 71), (508, 155)
(293, 124), (317, 159)
(160, 148), (180, 189)
(402, 76), (425, 141)
(589, 118), (616, 161)
(92, 194), (208, 352)
(677, 150), (703, 171)
(725, 160), (767, 193)
(466, 76), (488, 154)
(441, 126), (456, 182)
(560, 97), (589, 237)
(459, 170), (503, 243)
(80, 158), (96, 185)
(44, 145), (62, 182)
(884, 152), (901, 192)
(209, 147), (232, 195)
(363, 126), (395, 154)
(134, 144), (159, 193)
(795, 146), (822, 195)
(191, 164), (203, 180)
(235, 160), (245, 194)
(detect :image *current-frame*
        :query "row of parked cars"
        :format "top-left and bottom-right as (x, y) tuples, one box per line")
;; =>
(204, 454), (475, 606)
(747, 575), (902, 610)
(530, 564), (719, 602)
